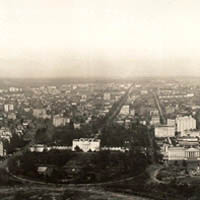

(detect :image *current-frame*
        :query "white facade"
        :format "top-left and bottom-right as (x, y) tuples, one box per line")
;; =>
(168, 147), (186, 160)
(29, 144), (45, 152)
(130, 109), (135, 116)
(167, 119), (176, 126)
(104, 93), (111, 101)
(4, 104), (14, 112)
(155, 126), (175, 138)
(0, 141), (4, 157)
(167, 147), (200, 161)
(53, 115), (66, 127)
(176, 116), (196, 134)
(9, 87), (22, 93)
(74, 123), (81, 129)
(120, 105), (130, 115)
(150, 116), (160, 125)
(72, 138), (101, 152)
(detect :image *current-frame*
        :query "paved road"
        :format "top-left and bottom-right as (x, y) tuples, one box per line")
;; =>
(146, 164), (166, 184)
(105, 84), (134, 126)
(152, 92), (166, 124)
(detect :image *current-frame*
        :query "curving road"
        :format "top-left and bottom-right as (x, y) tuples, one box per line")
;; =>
(0, 185), (153, 200)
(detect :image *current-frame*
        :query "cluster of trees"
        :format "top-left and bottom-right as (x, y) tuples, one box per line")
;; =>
(100, 124), (131, 147)
(100, 123), (150, 149)
(9, 146), (151, 184)
(51, 124), (93, 146)
(3, 133), (28, 154)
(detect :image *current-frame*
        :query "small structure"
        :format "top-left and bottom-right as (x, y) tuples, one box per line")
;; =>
(37, 166), (53, 176)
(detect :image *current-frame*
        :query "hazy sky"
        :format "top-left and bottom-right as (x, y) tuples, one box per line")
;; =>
(1, 0), (200, 78)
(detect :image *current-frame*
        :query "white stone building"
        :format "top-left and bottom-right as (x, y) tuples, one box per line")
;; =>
(155, 126), (175, 138)
(4, 104), (14, 112)
(176, 116), (196, 134)
(104, 93), (111, 101)
(166, 146), (200, 161)
(72, 138), (101, 152)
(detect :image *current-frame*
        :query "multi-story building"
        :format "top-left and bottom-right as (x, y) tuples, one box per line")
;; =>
(166, 146), (200, 162)
(150, 116), (160, 126)
(0, 141), (4, 157)
(177, 137), (199, 146)
(130, 109), (135, 116)
(167, 119), (176, 126)
(53, 115), (66, 127)
(120, 105), (130, 115)
(4, 104), (14, 112)
(33, 108), (48, 119)
(104, 93), (111, 101)
(176, 116), (196, 134)
(155, 126), (175, 138)
(7, 112), (16, 120)
(72, 138), (101, 152)
(150, 109), (159, 116)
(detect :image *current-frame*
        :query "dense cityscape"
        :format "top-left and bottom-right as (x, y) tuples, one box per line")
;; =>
(1, 0), (200, 199)
(0, 78), (199, 199)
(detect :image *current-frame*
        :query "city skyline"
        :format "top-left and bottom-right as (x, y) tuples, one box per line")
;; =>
(1, 0), (200, 78)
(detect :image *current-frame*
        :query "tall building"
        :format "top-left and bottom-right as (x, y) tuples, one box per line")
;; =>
(176, 116), (196, 134)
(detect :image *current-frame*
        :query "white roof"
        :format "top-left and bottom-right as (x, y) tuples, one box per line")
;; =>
(185, 147), (199, 152)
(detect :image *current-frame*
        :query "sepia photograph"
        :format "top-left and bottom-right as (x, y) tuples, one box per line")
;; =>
(0, 0), (200, 199)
